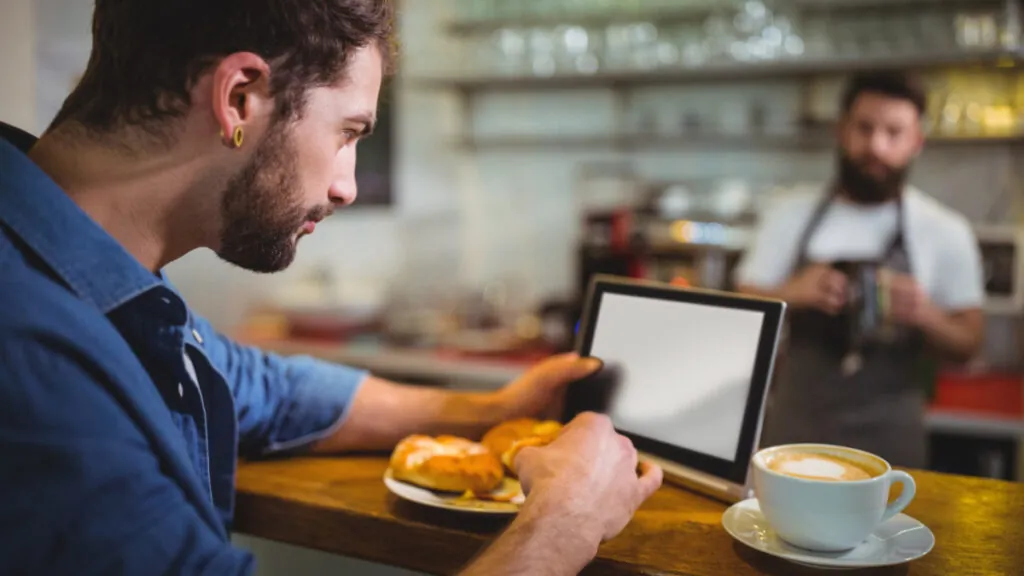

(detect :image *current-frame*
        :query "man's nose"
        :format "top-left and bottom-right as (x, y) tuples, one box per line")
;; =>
(869, 129), (890, 156)
(328, 173), (358, 206)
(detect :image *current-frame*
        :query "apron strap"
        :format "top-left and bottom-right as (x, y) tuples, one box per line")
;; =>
(885, 192), (910, 271)
(794, 187), (838, 270)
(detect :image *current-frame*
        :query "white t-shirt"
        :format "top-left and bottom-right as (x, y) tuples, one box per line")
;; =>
(734, 185), (985, 311)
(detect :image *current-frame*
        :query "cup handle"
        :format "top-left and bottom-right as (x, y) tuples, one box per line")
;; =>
(881, 470), (916, 524)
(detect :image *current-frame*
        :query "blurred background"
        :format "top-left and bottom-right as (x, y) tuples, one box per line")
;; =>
(3, 0), (1024, 572)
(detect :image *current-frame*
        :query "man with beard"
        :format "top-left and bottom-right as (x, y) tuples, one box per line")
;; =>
(734, 71), (985, 469)
(0, 1), (661, 574)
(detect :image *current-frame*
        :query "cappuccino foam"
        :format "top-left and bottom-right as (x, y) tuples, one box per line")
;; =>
(768, 452), (873, 481)
(778, 457), (848, 480)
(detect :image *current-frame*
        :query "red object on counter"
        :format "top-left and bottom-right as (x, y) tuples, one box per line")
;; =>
(610, 209), (632, 250)
(931, 372), (1023, 418)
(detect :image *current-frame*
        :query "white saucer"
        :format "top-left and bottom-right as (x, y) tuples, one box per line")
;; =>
(383, 467), (523, 515)
(722, 498), (935, 570)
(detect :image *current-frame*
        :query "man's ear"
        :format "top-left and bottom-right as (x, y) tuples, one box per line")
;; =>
(913, 120), (926, 157)
(208, 52), (273, 148)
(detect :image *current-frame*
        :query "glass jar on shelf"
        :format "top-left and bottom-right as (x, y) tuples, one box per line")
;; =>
(676, 24), (710, 68)
(527, 27), (559, 77)
(478, 28), (530, 76)
(1001, 0), (1021, 50)
(939, 93), (966, 137)
(956, 11), (1000, 51)
(701, 11), (737, 64)
(555, 25), (603, 75)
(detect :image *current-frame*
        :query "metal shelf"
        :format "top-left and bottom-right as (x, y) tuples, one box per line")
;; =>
(453, 132), (1024, 151)
(415, 51), (1022, 92)
(793, 0), (1005, 11)
(445, 0), (1003, 36)
(446, 6), (713, 36)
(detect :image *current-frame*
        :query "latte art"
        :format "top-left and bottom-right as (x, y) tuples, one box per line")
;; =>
(768, 452), (874, 481)
(778, 457), (849, 480)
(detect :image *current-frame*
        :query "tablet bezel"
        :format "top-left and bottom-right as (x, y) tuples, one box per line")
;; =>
(570, 274), (786, 486)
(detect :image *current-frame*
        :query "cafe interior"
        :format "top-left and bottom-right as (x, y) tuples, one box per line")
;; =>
(6, 0), (1024, 574)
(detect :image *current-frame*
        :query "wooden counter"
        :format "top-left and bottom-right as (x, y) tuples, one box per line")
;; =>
(234, 456), (1024, 576)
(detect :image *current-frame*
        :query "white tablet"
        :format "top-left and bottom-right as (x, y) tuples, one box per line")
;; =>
(564, 275), (786, 503)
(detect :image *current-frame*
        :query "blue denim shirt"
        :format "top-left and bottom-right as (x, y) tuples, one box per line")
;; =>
(0, 124), (368, 575)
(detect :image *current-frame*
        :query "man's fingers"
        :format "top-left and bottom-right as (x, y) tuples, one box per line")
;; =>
(635, 460), (664, 502)
(528, 353), (604, 390)
(513, 446), (540, 493)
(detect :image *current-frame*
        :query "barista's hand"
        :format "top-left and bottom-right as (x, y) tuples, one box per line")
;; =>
(783, 264), (847, 315)
(884, 272), (935, 327)
(514, 412), (663, 542)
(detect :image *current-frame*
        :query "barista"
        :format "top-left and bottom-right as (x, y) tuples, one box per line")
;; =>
(734, 71), (985, 468)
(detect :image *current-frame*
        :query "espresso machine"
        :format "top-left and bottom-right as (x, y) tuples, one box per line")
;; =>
(574, 175), (768, 297)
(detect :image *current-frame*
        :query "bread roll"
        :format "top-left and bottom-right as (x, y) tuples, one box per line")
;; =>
(481, 418), (563, 476)
(390, 434), (504, 494)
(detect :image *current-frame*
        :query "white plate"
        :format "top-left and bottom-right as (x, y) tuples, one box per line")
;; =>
(722, 498), (935, 570)
(383, 467), (524, 515)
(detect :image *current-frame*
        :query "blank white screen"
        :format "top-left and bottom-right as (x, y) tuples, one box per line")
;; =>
(589, 292), (765, 461)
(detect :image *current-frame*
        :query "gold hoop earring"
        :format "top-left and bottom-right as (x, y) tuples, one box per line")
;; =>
(232, 126), (244, 148)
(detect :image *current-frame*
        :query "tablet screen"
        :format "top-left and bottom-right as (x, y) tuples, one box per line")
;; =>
(586, 292), (766, 463)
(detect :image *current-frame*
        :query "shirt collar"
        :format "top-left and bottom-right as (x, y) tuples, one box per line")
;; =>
(0, 123), (178, 316)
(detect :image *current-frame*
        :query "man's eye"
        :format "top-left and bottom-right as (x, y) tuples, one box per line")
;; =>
(342, 130), (359, 146)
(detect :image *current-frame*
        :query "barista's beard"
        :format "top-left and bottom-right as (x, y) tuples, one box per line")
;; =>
(837, 150), (910, 205)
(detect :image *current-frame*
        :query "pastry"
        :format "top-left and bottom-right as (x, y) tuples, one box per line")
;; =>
(390, 434), (504, 494)
(481, 418), (563, 475)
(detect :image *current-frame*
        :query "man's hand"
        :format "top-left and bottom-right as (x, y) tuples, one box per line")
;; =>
(880, 270), (983, 362)
(312, 353), (602, 454)
(458, 413), (662, 576)
(491, 353), (603, 421)
(515, 412), (663, 542)
(780, 263), (847, 314)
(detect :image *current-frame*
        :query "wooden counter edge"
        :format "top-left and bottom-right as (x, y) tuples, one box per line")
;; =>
(232, 488), (695, 576)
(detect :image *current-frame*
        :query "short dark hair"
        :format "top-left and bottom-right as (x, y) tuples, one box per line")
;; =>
(50, 0), (396, 138)
(840, 70), (927, 117)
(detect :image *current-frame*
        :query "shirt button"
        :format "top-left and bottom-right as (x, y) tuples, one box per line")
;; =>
(192, 329), (204, 345)
(178, 383), (184, 398)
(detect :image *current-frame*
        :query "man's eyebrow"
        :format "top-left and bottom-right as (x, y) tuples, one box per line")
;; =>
(346, 112), (377, 136)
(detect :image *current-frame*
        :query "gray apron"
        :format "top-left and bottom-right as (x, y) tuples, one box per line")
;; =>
(759, 188), (929, 469)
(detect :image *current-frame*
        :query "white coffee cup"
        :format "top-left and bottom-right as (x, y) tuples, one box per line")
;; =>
(751, 443), (916, 552)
